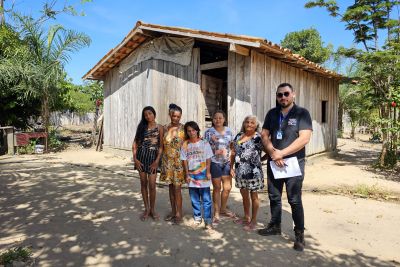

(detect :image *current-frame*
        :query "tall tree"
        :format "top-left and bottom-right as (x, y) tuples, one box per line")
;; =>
(281, 28), (333, 64)
(0, 24), (42, 129)
(9, 12), (91, 148)
(306, 0), (400, 167)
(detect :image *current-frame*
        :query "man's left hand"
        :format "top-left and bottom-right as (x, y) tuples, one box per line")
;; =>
(271, 149), (284, 161)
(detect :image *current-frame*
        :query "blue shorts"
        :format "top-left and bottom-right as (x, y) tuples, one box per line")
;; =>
(210, 162), (231, 178)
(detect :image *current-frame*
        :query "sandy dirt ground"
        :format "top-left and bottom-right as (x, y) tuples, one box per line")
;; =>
(0, 138), (399, 267)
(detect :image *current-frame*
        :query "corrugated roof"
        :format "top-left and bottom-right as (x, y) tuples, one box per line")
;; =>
(83, 21), (341, 80)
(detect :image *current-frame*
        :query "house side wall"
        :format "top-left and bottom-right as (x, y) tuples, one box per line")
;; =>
(228, 50), (339, 155)
(227, 52), (252, 132)
(103, 48), (201, 150)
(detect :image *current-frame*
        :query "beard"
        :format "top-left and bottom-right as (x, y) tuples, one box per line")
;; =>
(279, 101), (292, 108)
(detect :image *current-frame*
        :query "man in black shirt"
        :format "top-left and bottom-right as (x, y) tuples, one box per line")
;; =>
(258, 83), (312, 252)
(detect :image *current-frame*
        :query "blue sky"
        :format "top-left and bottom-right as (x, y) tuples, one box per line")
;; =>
(8, 0), (356, 84)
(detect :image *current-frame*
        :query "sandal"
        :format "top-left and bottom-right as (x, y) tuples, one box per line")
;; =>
(220, 210), (237, 219)
(150, 212), (160, 221)
(212, 217), (220, 226)
(164, 214), (175, 222)
(234, 217), (250, 226)
(140, 212), (149, 221)
(172, 217), (183, 225)
(243, 223), (257, 231)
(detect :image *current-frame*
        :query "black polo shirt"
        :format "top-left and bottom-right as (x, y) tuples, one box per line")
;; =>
(262, 104), (312, 160)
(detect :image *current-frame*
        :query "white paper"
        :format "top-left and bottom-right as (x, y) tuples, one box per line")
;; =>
(269, 157), (302, 179)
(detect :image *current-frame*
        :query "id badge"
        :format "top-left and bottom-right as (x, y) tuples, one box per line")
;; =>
(276, 130), (283, 140)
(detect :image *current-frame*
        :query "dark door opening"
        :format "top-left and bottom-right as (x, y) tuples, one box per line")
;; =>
(196, 41), (228, 128)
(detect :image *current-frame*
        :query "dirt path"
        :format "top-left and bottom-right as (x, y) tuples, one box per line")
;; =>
(305, 137), (400, 196)
(0, 138), (399, 266)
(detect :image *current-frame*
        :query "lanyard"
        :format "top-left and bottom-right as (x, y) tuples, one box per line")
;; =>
(279, 112), (288, 131)
(279, 107), (293, 131)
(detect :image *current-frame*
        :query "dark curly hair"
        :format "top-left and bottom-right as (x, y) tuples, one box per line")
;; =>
(169, 103), (182, 114)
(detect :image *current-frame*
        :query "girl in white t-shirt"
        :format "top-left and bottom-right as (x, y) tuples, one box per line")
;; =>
(180, 121), (213, 229)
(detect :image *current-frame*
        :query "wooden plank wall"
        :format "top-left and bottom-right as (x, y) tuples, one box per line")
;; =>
(103, 48), (201, 150)
(227, 52), (253, 132)
(228, 50), (339, 155)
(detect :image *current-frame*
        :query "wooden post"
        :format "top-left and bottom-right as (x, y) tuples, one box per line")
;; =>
(96, 119), (104, 151)
(5, 127), (14, 154)
(92, 106), (99, 145)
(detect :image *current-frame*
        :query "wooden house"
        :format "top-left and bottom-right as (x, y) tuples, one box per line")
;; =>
(83, 21), (341, 156)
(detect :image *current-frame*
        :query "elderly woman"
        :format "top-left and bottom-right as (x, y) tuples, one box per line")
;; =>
(230, 115), (264, 231)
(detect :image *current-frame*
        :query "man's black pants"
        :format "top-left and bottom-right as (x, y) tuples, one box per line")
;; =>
(267, 158), (305, 231)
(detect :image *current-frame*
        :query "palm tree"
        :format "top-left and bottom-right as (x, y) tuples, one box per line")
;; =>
(11, 12), (91, 150)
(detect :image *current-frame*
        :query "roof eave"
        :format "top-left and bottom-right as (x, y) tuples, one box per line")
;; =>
(83, 21), (341, 81)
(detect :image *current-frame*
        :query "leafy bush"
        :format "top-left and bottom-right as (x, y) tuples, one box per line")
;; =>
(48, 129), (66, 151)
(370, 132), (381, 142)
(18, 140), (36, 154)
(0, 246), (33, 265)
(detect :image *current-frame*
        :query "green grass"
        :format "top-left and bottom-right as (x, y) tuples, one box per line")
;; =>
(0, 246), (33, 265)
(352, 184), (390, 199)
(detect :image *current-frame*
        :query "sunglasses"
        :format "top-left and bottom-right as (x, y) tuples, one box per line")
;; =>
(276, 92), (291, 98)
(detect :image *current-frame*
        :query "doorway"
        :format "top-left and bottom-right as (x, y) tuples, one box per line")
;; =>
(196, 41), (228, 128)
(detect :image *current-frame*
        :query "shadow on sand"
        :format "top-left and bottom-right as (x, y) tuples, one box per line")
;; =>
(0, 158), (396, 266)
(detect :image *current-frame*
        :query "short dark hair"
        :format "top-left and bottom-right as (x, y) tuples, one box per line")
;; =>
(277, 83), (294, 91)
(184, 121), (201, 139)
(211, 110), (227, 127)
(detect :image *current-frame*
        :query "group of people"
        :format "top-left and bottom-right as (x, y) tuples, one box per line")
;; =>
(131, 83), (312, 251)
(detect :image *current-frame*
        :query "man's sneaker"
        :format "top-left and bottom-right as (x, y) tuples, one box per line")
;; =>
(257, 223), (281, 236)
(293, 230), (305, 251)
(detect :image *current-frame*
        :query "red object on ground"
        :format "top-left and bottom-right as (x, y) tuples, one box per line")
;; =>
(15, 132), (48, 146)
(391, 101), (396, 107)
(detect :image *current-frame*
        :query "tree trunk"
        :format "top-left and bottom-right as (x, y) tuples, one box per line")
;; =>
(396, 106), (399, 152)
(42, 92), (50, 152)
(0, 0), (4, 26)
(338, 103), (343, 138)
(350, 124), (356, 139)
(393, 105), (398, 151)
(379, 105), (389, 166)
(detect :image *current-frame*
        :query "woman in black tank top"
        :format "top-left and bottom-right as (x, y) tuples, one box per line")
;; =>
(132, 106), (164, 221)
